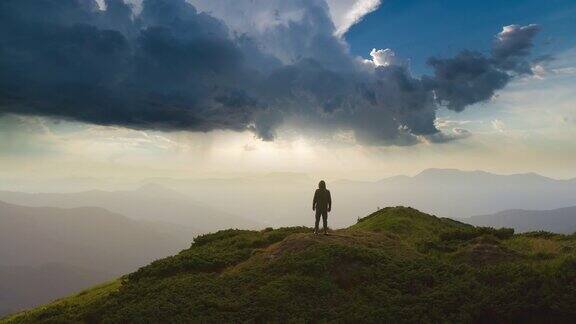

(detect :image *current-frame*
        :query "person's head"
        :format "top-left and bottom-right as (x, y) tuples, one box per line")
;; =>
(318, 180), (326, 190)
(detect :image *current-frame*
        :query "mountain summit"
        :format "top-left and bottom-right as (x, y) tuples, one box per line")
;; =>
(4, 207), (575, 323)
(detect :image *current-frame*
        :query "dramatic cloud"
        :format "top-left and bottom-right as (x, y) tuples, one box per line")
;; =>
(0, 0), (541, 146)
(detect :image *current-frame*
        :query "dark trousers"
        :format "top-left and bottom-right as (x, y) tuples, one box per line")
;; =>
(315, 209), (328, 233)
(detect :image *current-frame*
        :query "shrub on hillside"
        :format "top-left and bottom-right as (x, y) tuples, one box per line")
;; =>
(440, 227), (514, 241)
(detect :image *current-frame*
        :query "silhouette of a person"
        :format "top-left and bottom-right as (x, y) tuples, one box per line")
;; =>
(313, 180), (331, 235)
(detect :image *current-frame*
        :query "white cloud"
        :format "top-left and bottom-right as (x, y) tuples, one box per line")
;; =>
(369, 48), (405, 66)
(358, 48), (407, 71)
(530, 64), (547, 79)
(187, 0), (383, 39)
(491, 119), (507, 133)
(95, 0), (106, 10)
(327, 0), (382, 36)
(434, 118), (478, 130)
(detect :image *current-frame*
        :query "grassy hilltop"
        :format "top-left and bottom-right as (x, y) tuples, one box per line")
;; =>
(3, 207), (576, 323)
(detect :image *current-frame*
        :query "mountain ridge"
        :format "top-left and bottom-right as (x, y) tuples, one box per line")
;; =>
(387, 168), (572, 183)
(0, 185), (261, 232)
(465, 205), (576, 234)
(0, 200), (187, 271)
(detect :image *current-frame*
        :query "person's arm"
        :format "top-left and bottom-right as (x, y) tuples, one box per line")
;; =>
(312, 190), (317, 211)
(327, 190), (332, 212)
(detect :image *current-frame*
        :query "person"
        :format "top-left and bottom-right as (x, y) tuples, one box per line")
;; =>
(312, 180), (331, 235)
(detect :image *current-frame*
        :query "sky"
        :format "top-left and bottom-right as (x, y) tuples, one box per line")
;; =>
(0, 0), (575, 187)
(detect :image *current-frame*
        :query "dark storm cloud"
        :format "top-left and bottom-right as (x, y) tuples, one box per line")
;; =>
(492, 24), (541, 63)
(0, 0), (259, 132)
(0, 0), (541, 145)
(492, 24), (541, 75)
(424, 24), (541, 113)
(424, 51), (511, 112)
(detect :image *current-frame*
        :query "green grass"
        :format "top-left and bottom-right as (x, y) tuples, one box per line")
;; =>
(3, 280), (121, 323)
(350, 206), (470, 242)
(3, 206), (575, 323)
(504, 232), (576, 260)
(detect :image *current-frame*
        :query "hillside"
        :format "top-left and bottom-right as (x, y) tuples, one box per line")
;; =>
(3, 207), (576, 323)
(465, 206), (576, 234)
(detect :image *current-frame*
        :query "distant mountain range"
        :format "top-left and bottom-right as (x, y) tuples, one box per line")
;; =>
(330, 168), (576, 220)
(1, 169), (574, 228)
(145, 172), (314, 186)
(131, 169), (576, 227)
(380, 168), (575, 185)
(464, 205), (576, 234)
(0, 200), (187, 272)
(0, 184), (262, 232)
(0, 200), (191, 316)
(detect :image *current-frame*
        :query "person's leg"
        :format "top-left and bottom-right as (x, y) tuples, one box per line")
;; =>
(322, 210), (328, 234)
(314, 210), (321, 234)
